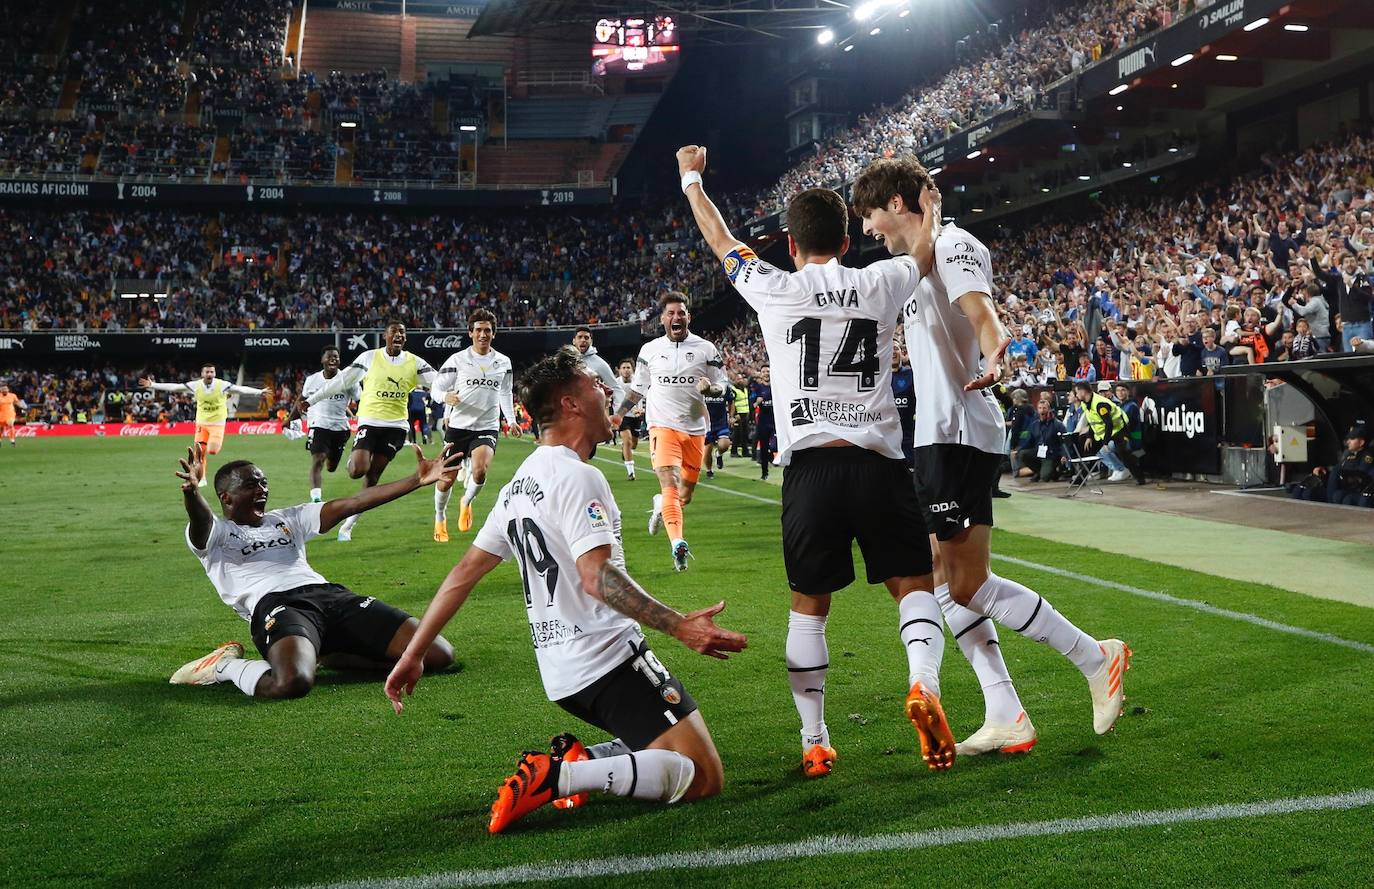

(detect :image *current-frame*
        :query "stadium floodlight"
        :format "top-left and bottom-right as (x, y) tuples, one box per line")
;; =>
(339, 121), (357, 128)
(870, 27), (881, 36)
(1168, 147), (1179, 153)
(1170, 82), (1179, 89)
(817, 28), (834, 45)
(928, 166), (943, 175)
(1283, 23), (1309, 32)
(854, 2), (879, 21)
(1122, 162), (1133, 168)
(971, 207), (984, 213)
(1116, 105), (1123, 111)
(899, 8), (910, 17)
(1078, 174), (1091, 181)
(1041, 186), (1051, 193)
(1109, 83), (1129, 96)
(1216, 54), (1238, 61)
(843, 44), (855, 52)
(459, 125), (477, 132)
(1170, 53), (1193, 67)
(1243, 17), (1269, 31)
(966, 149), (981, 159)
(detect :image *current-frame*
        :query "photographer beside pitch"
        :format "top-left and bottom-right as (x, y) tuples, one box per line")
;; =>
(169, 443), (460, 699)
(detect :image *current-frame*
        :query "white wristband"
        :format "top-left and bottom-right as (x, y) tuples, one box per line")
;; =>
(680, 171), (703, 194)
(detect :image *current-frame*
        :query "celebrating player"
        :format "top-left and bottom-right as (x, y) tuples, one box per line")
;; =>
(168, 443), (459, 699)
(854, 156), (1130, 744)
(612, 293), (729, 572)
(142, 365), (268, 487)
(429, 309), (521, 542)
(287, 346), (360, 503)
(571, 325), (623, 406)
(302, 321), (440, 541)
(615, 357), (646, 480)
(0, 382), (28, 446)
(385, 347), (746, 833)
(677, 144), (955, 776)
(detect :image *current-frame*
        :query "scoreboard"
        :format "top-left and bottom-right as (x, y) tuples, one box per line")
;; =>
(592, 16), (680, 74)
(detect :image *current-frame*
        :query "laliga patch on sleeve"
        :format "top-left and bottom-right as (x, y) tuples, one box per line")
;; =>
(722, 245), (758, 283)
(585, 500), (611, 532)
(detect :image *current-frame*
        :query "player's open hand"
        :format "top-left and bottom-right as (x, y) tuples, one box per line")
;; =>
(414, 443), (465, 486)
(912, 184), (943, 276)
(965, 337), (1011, 391)
(174, 446), (203, 492)
(676, 145), (707, 177)
(138, 376), (154, 388)
(505, 423), (523, 439)
(674, 600), (748, 660)
(384, 654), (424, 715)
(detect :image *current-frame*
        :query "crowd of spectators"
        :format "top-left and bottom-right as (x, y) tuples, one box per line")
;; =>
(758, 0), (1198, 214)
(0, 364), (202, 424)
(0, 203), (720, 331)
(98, 122), (214, 181)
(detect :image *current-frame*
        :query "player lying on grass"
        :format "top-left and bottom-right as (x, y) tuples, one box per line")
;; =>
(386, 347), (748, 833)
(170, 443), (461, 699)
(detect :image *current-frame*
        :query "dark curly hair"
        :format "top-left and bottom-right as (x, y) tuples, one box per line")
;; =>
(519, 346), (587, 426)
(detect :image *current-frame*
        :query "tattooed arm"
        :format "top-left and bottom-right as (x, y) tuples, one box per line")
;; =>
(609, 389), (643, 427)
(576, 545), (748, 659)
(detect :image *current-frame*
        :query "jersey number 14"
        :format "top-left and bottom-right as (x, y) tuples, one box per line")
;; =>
(787, 317), (879, 391)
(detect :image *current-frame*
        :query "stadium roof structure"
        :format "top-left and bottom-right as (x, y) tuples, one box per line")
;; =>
(469, 0), (853, 45)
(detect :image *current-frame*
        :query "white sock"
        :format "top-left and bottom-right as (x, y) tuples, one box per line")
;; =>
(215, 658), (272, 696)
(897, 591), (945, 696)
(340, 514), (359, 533)
(936, 584), (1023, 724)
(309, 487), (322, 503)
(625, 460), (636, 477)
(587, 738), (631, 760)
(435, 486), (452, 520)
(652, 492), (662, 514)
(786, 610), (830, 749)
(461, 476), (484, 507)
(558, 749), (696, 803)
(968, 573), (1106, 677)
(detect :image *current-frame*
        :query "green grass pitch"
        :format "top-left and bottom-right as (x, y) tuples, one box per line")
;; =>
(2, 436), (1372, 888)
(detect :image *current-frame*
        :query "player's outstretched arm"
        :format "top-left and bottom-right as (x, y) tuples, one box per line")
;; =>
(141, 377), (190, 393)
(175, 446), (215, 548)
(677, 146), (740, 261)
(578, 546), (748, 659)
(318, 444), (462, 531)
(610, 389), (643, 427)
(385, 544), (504, 713)
(303, 363), (365, 405)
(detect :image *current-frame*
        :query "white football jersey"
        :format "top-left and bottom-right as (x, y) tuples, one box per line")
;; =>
(901, 225), (1006, 455)
(581, 346), (624, 405)
(724, 245), (918, 463)
(629, 333), (728, 436)
(187, 502), (328, 621)
(473, 445), (643, 701)
(432, 347), (515, 431)
(301, 371), (359, 431)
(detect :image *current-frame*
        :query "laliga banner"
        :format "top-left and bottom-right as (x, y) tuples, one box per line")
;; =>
(1135, 379), (1221, 475)
(12, 421), (284, 438)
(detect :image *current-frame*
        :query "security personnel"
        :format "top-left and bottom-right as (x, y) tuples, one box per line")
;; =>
(1320, 424), (1374, 506)
(1072, 380), (1145, 485)
(730, 376), (752, 458)
(891, 345), (915, 468)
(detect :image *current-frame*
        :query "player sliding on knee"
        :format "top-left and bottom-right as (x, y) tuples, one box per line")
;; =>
(677, 144), (954, 775)
(169, 443), (462, 699)
(429, 310), (521, 542)
(853, 155), (1131, 739)
(611, 293), (729, 572)
(385, 347), (747, 832)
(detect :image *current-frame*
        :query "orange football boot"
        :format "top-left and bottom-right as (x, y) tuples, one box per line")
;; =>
(905, 681), (956, 771)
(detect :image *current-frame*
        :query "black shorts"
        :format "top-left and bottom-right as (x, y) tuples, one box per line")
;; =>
(443, 426), (498, 457)
(556, 638), (698, 751)
(249, 582), (411, 660)
(351, 425), (408, 458)
(754, 424), (776, 448)
(306, 426), (350, 461)
(619, 415), (645, 438)
(912, 443), (1001, 540)
(781, 447), (933, 595)
(705, 417), (730, 445)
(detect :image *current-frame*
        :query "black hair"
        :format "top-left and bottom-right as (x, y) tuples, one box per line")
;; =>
(785, 188), (849, 256)
(214, 460), (255, 497)
(321, 346), (339, 358)
(658, 291), (689, 313)
(574, 325), (592, 337)
(519, 346), (587, 427)
(469, 308), (497, 330)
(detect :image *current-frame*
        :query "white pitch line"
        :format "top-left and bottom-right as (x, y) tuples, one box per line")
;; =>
(517, 439), (1374, 654)
(992, 554), (1374, 655)
(296, 788), (1374, 889)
